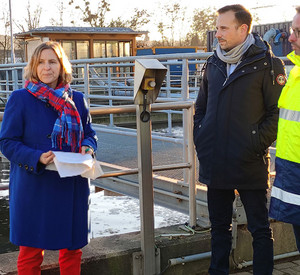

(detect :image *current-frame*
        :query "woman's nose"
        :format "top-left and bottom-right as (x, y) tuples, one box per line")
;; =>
(44, 62), (51, 69)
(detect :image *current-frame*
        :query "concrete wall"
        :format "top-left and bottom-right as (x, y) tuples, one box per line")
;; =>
(0, 222), (298, 275)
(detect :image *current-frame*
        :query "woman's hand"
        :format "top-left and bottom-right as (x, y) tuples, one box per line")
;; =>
(81, 146), (94, 156)
(39, 151), (55, 165)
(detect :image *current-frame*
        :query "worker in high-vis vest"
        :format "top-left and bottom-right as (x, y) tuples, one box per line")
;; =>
(269, 6), (300, 251)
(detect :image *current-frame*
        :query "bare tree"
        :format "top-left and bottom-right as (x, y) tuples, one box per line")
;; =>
(107, 17), (125, 28)
(108, 8), (150, 30)
(68, 0), (110, 27)
(153, 2), (187, 46)
(165, 3), (181, 46)
(126, 8), (150, 30)
(157, 22), (168, 46)
(0, 11), (11, 63)
(50, 1), (65, 26)
(187, 7), (217, 46)
(70, 1), (150, 31)
(15, 1), (42, 32)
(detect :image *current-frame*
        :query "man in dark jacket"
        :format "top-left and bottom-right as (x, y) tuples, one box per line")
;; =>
(193, 5), (286, 275)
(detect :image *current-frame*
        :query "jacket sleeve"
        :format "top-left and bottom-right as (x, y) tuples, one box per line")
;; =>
(77, 94), (98, 152)
(194, 63), (208, 129)
(0, 91), (44, 174)
(259, 56), (286, 151)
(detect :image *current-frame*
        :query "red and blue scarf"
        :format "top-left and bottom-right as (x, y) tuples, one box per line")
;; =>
(25, 81), (84, 152)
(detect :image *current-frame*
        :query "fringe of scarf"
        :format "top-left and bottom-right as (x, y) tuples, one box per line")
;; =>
(25, 81), (84, 152)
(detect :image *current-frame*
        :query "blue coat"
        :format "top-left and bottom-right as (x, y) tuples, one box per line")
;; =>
(0, 88), (97, 250)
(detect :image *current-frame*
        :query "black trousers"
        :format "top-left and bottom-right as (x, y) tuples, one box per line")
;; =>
(207, 188), (273, 275)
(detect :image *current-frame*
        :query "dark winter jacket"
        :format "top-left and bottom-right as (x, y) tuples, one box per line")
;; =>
(193, 34), (286, 189)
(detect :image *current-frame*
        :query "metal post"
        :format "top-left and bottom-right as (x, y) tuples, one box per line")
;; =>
(83, 63), (90, 106)
(187, 104), (197, 227)
(166, 63), (172, 135)
(12, 69), (18, 91)
(136, 103), (156, 275)
(8, 0), (15, 64)
(5, 71), (9, 91)
(181, 59), (189, 185)
(181, 59), (196, 226)
(107, 67), (114, 126)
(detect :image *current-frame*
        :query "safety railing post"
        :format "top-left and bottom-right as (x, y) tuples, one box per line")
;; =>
(187, 104), (197, 227)
(136, 103), (156, 275)
(83, 63), (90, 106)
(182, 59), (189, 185)
(107, 67), (114, 127)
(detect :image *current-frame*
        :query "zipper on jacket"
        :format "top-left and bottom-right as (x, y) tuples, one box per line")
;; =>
(262, 155), (267, 164)
(223, 77), (228, 86)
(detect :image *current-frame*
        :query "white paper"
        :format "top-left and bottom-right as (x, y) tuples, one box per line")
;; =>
(45, 151), (104, 179)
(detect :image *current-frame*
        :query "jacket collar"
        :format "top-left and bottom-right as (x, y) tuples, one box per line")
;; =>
(242, 33), (268, 59)
(287, 51), (300, 66)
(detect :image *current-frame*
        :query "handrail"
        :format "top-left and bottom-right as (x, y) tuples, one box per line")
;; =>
(89, 101), (194, 115)
(0, 52), (212, 68)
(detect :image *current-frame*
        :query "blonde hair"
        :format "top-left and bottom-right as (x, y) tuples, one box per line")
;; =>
(24, 41), (72, 85)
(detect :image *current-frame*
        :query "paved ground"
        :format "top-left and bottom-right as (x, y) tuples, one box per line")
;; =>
(232, 255), (300, 275)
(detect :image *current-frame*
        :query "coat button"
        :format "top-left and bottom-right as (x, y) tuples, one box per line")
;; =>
(242, 70), (245, 73)
(24, 164), (29, 170)
(18, 163), (22, 167)
(199, 125), (202, 128)
(264, 62), (267, 65)
(30, 166), (34, 171)
(252, 130), (256, 134)
(253, 66), (257, 69)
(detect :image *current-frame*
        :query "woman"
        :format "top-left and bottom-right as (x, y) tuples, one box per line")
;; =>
(0, 41), (97, 274)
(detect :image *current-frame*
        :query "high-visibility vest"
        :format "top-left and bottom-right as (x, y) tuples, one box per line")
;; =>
(269, 52), (300, 226)
(276, 51), (300, 164)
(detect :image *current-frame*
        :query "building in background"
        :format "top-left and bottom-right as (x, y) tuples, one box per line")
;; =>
(15, 26), (147, 61)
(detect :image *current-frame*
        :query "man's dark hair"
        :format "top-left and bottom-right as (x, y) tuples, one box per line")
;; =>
(217, 4), (252, 33)
(296, 6), (300, 13)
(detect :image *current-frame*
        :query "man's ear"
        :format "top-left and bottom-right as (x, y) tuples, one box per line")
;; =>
(240, 24), (249, 34)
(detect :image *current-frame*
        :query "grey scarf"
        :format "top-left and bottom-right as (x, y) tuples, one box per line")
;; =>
(216, 34), (255, 64)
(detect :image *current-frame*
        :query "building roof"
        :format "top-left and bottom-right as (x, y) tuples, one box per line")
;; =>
(16, 26), (147, 38)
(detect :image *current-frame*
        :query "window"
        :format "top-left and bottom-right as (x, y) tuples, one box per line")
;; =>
(93, 41), (106, 58)
(124, 42), (130, 56)
(77, 41), (89, 59)
(61, 40), (89, 60)
(93, 41), (132, 58)
(106, 41), (118, 58)
(61, 41), (75, 60)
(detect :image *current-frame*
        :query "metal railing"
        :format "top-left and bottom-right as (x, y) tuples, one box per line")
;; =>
(89, 101), (197, 226)
(0, 52), (211, 131)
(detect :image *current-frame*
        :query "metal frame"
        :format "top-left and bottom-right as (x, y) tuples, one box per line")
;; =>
(89, 101), (197, 228)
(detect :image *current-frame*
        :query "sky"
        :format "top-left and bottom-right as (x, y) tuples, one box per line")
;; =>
(1, 0), (299, 40)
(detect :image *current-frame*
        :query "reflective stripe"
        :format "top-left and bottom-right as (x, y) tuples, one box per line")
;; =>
(271, 186), (300, 206)
(279, 108), (300, 122)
